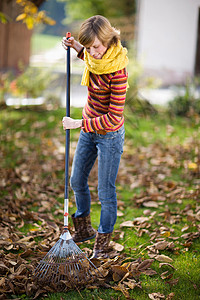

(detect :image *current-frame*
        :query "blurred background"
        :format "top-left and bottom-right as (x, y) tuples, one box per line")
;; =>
(1, 0), (200, 114)
(1, 4), (200, 300)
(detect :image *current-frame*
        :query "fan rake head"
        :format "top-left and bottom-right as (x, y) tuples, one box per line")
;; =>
(34, 237), (102, 290)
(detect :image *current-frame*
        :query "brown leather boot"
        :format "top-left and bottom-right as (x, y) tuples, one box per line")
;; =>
(71, 214), (96, 243)
(90, 232), (112, 259)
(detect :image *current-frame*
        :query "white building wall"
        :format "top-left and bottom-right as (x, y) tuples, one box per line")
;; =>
(137, 0), (200, 84)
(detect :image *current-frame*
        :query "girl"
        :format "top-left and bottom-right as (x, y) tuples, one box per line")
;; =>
(62, 15), (128, 258)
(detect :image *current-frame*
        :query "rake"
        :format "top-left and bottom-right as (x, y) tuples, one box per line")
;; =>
(33, 32), (101, 290)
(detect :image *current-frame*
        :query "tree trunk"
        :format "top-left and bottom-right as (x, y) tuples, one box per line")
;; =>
(0, 0), (34, 70)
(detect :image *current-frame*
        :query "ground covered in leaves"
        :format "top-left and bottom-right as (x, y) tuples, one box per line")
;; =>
(0, 107), (200, 300)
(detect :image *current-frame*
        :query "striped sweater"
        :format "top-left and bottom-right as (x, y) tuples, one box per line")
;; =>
(78, 48), (128, 133)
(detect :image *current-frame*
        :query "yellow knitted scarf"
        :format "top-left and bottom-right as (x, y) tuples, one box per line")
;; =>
(81, 41), (129, 86)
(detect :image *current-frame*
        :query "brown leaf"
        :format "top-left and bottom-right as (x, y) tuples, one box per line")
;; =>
(17, 236), (33, 243)
(166, 292), (175, 300)
(0, 277), (6, 287)
(143, 209), (152, 215)
(142, 269), (157, 276)
(111, 265), (128, 282)
(110, 241), (124, 252)
(21, 175), (30, 183)
(113, 230), (125, 240)
(113, 282), (130, 299)
(159, 263), (175, 269)
(113, 273), (121, 282)
(33, 288), (47, 299)
(155, 255), (173, 263)
(97, 266), (109, 277)
(167, 242), (175, 249)
(166, 278), (179, 286)
(134, 216), (149, 223)
(181, 232), (196, 239)
(8, 260), (18, 266)
(0, 262), (10, 273)
(18, 219), (25, 229)
(120, 220), (134, 227)
(15, 264), (28, 276)
(124, 278), (137, 289)
(8, 280), (15, 294)
(138, 259), (154, 271)
(181, 225), (189, 232)
(117, 210), (124, 217)
(148, 292), (165, 299)
(4, 243), (14, 251)
(143, 201), (159, 208)
(19, 248), (33, 258)
(153, 241), (169, 250)
(160, 271), (173, 280)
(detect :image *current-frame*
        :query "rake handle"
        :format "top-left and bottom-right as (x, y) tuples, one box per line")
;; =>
(64, 32), (71, 229)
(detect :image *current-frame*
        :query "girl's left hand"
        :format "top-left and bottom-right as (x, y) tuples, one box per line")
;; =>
(62, 117), (82, 130)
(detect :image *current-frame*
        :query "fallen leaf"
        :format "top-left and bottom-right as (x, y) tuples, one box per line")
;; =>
(124, 278), (142, 290)
(153, 241), (169, 250)
(97, 266), (109, 277)
(110, 241), (124, 252)
(117, 210), (124, 217)
(21, 175), (30, 183)
(134, 217), (149, 223)
(138, 259), (154, 271)
(155, 255), (173, 263)
(159, 263), (175, 269)
(120, 221), (134, 228)
(160, 271), (173, 280)
(0, 277), (6, 286)
(188, 162), (198, 170)
(123, 278), (137, 289)
(181, 225), (189, 232)
(166, 292), (175, 300)
(143, 201), (159, 208)
(166, 278), (179, 286)
(113, 282), (130, 299)
(142, 269), (157, 275)
(148, 292), (165, 299)
(111, 265), (128, 282)
(161, 231), (171, 237)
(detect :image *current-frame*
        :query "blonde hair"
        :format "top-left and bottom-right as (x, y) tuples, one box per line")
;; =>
(78, 15), (120, 49)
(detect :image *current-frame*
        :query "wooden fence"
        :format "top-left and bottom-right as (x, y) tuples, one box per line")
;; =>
(0, 23), (32, 70)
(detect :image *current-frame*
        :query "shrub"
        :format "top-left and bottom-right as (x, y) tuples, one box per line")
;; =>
(0, 64), (57, 105)
(10, 64), (56, 98)
(168, 79), (200, 116)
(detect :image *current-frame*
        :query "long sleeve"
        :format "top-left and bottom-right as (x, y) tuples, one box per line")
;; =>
(82, 69), (128, 132)
(77, 47), (84, 60)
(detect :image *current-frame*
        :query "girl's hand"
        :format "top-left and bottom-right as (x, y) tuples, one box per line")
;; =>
(62, 37), (83, 53)
(62, 117), (82, 130)
(62, 36), (76, 50)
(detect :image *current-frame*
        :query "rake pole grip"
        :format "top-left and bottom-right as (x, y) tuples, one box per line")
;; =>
(64, 32), (71, 226)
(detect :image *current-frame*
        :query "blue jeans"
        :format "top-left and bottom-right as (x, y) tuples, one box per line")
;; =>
(70, 125), (125, 234)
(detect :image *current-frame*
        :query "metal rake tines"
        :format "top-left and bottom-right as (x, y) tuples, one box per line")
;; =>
(34, 238), (101, 288)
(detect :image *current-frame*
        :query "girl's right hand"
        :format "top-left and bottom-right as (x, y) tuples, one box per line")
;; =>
(62, 36), (76, 50)
(62, 37), (83, 53)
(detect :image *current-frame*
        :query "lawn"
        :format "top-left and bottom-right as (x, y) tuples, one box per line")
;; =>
(31, 34), (61, 55)
(0, 105), (200, 300)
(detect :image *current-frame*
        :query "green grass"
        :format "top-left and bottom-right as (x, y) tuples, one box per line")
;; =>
(124, 111), (200, 147)
(0, 106), (200, 300)
(31, 33), (61, 55)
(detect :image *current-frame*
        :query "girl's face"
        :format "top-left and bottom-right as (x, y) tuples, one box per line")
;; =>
(86, 36), (107, 59)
